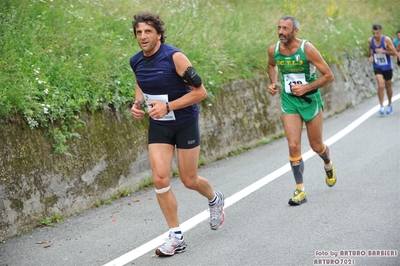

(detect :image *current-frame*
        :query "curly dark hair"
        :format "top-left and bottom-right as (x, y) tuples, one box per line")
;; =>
(132, 12), (166, 43)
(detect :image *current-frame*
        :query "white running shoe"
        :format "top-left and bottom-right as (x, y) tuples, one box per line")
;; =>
(209, 191), (225, 230)
(155, 231), (186, 256)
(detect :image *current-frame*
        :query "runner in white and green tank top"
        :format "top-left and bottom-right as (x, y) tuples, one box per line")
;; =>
(267, 15), (337, 206)
(274, 39), (323, 122)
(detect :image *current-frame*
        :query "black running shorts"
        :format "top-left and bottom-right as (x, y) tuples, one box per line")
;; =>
(373, 68), (393, 81)
(148, 117), (200, 149)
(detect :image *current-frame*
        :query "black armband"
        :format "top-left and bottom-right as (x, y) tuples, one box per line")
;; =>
(182, 66), (202, 87)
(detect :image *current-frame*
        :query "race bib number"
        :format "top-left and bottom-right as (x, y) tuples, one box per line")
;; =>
(283, 73), (307, 94)
(143, 93), (176, 121)
(374, 54), (388, 66)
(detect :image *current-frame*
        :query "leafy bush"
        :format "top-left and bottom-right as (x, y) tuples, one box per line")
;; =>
(1, 0), (398, 153)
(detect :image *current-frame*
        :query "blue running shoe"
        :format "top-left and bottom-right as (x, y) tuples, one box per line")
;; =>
(386, 105), (393, 115)
(379, 106), (385, 115)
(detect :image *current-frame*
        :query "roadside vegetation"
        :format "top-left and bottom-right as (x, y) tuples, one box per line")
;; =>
(1, 0), (399, 153)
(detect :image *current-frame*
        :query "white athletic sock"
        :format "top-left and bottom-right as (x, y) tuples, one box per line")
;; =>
(208, 193), (219, 206)
(170, 227), (183, 240)
(324, 164), (333, 171)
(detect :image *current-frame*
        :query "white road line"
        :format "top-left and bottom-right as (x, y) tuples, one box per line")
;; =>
(103, 94), (400, 266)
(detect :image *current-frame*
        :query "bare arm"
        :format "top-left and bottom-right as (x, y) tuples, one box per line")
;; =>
(367, 37), (374, 63)
(267, 44), (279, 96)
(383, 37), (400, 60)
(290, 42), (334, 96)
(130, 75), (146, 120)
(170, 51), (208, 110)
(375, 37), (398, 56)
(145, 52), (207, 119)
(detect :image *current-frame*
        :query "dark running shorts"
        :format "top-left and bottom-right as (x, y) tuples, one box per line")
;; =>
(373, 68), (393, 81)
(148, 117), (200, 149)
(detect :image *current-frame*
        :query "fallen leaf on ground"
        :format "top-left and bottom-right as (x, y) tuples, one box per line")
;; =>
(37, 240), (50, 244)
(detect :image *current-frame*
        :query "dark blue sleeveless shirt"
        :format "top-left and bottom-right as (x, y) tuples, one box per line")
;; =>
(371, 36), (392, 71)
(129, 43), (199, 125)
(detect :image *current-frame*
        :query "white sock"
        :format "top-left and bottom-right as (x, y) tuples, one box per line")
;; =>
(170, 227), (183, 239)
(208, 193), (219, 206)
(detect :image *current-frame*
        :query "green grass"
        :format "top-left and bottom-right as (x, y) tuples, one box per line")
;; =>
(172, 168), (179, 177)
(1, 0), (399, 153)
(119, 189), (133, 197)
(139, 176), (154, 190)
(37, 213), (64, 227)
(92, 189), (134, 208)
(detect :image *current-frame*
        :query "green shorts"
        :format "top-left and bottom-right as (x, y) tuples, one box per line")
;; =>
(281, 90), (324, 122)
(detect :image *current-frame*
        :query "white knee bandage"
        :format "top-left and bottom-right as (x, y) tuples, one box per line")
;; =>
(155, 185), (171, 194)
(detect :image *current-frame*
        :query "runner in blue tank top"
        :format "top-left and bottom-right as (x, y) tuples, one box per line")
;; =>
(367, 24), (400, 115)
(130, 43), (199, 125)
(129, 12), (225, 257)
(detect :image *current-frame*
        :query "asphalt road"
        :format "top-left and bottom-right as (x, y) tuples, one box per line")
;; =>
(1, 82), (400, 266)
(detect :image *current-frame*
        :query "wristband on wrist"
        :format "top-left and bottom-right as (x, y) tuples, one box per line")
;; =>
(166, 102), (170, 114)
